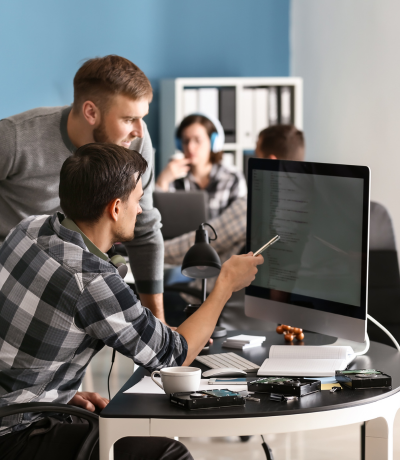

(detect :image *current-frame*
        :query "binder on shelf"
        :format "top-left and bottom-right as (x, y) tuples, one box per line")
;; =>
(222, 152), (235, 168)
(280, 86), (292, 124)
(253, 87), (269, 143)
(242, 88), (254, 146)
(198, 88), (219, 120)
(268, 86), (279, 126)
(219, 87), (236, 143)
(183, 89), (198, 117)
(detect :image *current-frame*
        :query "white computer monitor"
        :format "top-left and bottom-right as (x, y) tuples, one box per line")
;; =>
(245, 159), (370, 343)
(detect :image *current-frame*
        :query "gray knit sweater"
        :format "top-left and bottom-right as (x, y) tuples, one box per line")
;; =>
(0, 106), (163, 294)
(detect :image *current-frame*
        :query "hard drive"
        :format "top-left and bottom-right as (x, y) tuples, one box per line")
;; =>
(247, 377), (321, 397)
(335, 369), (392, 390)
(170, 390), (246, 410)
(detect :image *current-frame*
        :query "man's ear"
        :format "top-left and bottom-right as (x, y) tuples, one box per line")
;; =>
(82, 101), (100, 126)
(107, 198), (122, 223)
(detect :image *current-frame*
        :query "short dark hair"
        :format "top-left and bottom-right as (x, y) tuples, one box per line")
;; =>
(176, 114), (223, 164)
(258, 125), (304, 160)
(73, 55), (153, 112)
(60, 143), (147, 223)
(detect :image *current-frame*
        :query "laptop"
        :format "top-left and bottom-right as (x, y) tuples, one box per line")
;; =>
(153, 191), (209, 240)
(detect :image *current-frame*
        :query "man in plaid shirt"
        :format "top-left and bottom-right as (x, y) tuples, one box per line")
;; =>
(0, 143), (263, 460)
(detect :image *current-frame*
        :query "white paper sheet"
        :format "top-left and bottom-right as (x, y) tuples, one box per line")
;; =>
(269, 345), (353, 360)
(124, 377), (248, 394)
(258, 358), (346, 377)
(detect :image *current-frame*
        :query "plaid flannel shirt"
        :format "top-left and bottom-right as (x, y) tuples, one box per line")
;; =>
(170, 163), (247, 218)
(0, 213), (187, 435)
(164, 198), (247, 295)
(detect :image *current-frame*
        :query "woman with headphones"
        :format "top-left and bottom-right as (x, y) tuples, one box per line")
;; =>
(156, 113), (247, 218)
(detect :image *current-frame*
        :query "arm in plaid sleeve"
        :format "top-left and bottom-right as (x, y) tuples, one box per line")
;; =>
(164, 198), (247, 265)
(227, 170), (247, 207)
(74, 272), (187, 371)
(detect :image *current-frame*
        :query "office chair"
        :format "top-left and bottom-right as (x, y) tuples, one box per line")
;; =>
(0, 403), (99, 460)
(367, 201), (400, 347)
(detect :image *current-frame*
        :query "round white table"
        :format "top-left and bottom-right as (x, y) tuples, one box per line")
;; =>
(99, 331), (400, 460)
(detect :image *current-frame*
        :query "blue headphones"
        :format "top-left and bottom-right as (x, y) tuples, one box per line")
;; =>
(175, 113), (225, 153)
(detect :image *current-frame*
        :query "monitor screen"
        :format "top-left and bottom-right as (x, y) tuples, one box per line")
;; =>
(245, 159), (370, 339)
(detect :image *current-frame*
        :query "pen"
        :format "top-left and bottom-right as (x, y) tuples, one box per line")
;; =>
(253, 235), (280, 256)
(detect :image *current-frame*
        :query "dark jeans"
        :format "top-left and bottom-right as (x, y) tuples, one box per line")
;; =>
(0, 416), (193, 460)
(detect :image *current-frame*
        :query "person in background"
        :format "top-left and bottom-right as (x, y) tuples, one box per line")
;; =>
(0, 55), (167, 324)
(164, 125), (305, 301)
(156, 114), (247, 218)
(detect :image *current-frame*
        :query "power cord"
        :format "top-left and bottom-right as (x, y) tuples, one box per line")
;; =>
(108, 349), (116, 401)
(202, 222), (218, 241)
(261, 435), (274, 460)
(354, 333), (370, 356)
(367, 314), (400, 351)
(351, 314), (400, 356)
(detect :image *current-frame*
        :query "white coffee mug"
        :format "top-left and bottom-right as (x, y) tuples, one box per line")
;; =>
(151, 366), (201, 395)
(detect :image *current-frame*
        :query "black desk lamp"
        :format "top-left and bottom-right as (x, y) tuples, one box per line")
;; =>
(181, 223), (227, 338)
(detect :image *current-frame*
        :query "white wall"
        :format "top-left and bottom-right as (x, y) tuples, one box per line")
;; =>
(291, 0), (400, 246)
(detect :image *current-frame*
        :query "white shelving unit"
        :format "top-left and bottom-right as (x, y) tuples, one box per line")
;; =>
(159, 77), (303, 172)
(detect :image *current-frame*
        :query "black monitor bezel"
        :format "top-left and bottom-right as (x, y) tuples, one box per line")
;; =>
(246, 158), (370, 321)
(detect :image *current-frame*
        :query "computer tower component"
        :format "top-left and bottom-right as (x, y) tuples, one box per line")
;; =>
(335, 369), (392, 390)
(170, 390), (246, 410)
(248, 377), (321, 397)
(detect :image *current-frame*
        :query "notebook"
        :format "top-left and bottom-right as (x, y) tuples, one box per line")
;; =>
(258, 345), (355, 377)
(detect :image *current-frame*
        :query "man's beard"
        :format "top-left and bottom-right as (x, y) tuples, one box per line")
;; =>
(93, 119), (134, 146)
(93, 119), (110, 143)
(113, 217), (137, 244)
(113, 228), (135, 244)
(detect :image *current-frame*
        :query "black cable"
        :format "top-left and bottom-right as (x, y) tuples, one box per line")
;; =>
(108, 349), (116, 401)
(202, 222), (218, 241)
(261, 434), (274, 460)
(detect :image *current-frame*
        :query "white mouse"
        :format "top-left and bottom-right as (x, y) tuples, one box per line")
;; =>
(202, 368), (247, 378)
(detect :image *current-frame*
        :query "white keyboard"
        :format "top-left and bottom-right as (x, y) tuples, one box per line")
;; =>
(195, 352), (260, 373)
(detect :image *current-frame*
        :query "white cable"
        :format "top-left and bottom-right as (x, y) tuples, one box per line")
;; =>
(367, 313), (400, 352)
(354, 332), (370, 356)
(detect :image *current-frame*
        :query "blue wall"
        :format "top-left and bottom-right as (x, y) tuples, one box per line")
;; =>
(0, 0), (290, 162)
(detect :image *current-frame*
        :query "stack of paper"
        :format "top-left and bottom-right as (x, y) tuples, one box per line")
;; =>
(258, 345), (355, 377)
(222, 334), (266, 350)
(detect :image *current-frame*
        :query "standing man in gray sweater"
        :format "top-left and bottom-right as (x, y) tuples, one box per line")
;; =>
(0, 55), (167, 322)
